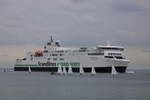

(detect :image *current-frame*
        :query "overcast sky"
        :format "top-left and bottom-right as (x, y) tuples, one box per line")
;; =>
(0, 0), (150, 69)
(0, 0), (150, 46)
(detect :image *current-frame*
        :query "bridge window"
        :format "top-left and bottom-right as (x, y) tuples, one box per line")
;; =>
(105, 56), (113, 58)
(115, 56), (123, 59)
(88, 53), (104, 55)
(101, 48), (124, 51)
(108, 53), (121, 56)
(53, 58), (57, 60)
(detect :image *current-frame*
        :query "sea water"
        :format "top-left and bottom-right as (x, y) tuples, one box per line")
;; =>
(0, 69), (150, 100)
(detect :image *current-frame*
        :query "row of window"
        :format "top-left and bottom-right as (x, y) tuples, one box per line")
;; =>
(47, 58), (64, 61)
(88, 53), (104, 55)
(108, 53), (121, 56)
(47, 54), (64, 56)
(101, 48), (124, 51)
(105, 56), (123, 59)
(30, 57), (64, 61)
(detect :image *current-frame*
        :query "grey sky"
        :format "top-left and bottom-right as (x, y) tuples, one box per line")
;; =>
(0, 0), (150, 46)
(1, 0), (150, 69)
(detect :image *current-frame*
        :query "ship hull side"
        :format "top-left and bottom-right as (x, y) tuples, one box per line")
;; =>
(14, 66), (127, 73)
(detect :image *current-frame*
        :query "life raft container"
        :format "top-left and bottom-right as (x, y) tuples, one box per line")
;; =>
(35, 51), (43, 56)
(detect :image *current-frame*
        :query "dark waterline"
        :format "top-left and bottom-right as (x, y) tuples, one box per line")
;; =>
(0, 69), (150, 100)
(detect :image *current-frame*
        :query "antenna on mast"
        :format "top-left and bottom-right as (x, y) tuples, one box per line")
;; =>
(50, 36), (53, 43)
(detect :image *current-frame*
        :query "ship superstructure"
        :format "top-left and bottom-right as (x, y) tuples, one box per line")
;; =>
(14, 36), (130, 73)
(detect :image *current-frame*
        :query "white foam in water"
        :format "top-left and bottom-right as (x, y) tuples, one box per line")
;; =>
(126, 71), (135, 74)
(63, 66), (67, 74)
(28, 66), (31, 73)
(58, 65), (63, 74)
(111, 65), (117, 75)
(68, 65), (73, 74)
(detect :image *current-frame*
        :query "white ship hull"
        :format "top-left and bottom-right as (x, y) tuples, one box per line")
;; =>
(14, 57), (129, 73)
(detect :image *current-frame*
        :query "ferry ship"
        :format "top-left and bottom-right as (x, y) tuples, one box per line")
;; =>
(14, 36), (130, 73)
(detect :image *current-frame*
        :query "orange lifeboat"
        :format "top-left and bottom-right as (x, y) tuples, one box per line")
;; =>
(35, 51), (43, 56)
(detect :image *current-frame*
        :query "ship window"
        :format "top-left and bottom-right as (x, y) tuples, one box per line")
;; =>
(52, 54), (57, 56)
(53, 58), (57, 60)
(60, 54), (63, 56)
(88, 53), (104, 55)
(108, 53), (121, 56)
(22, 58), (26, 60)
(30, 57), (33, 60)
(60, 58), (64, 60)
(44, 50), (48, 53)
(79, 50), (86, 52)
(101, 48), (124, 51)
(47, 42), (51, 45)
(48, 58), (50, 60)
(115, 56), (123, 59)
(57, 50), (64, 53)
(105, 56), (113, 58)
